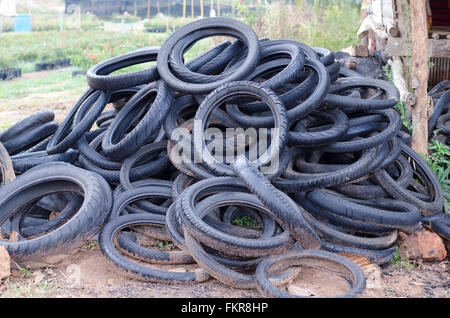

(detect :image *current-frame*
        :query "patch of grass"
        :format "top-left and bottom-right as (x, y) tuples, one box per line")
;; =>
(382, 64), (412, 131)
(232, 215), (262, 229)
(426, 140), (450, 212)
(0, 30), (168, 72)
(81, 241), (98, 251)
(241, 1), (362, 51)
(158, 240), (175, 252)
(1, 277), (59, 298)
(0, 68), (86, 100)
(19, 268), (32, 277)
(390, 244), (414, 271)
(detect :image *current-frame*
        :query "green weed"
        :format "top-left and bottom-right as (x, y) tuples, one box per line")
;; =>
(232, 215), (262, 229)
(390, 245), (414, 270)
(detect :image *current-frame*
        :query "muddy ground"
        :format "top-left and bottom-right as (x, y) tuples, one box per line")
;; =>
(0, 72), (449, 298)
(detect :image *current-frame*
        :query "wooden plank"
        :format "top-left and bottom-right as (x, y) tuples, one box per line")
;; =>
(429, 39), (450, 58)
(410, 0), (429, 155)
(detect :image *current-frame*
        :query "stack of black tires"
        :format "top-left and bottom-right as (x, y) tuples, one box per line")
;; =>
(0, 18), (447, 298)
(428, 80), (450, 147)
(35, 59), (71, 71)
(0, 68), (22, 81)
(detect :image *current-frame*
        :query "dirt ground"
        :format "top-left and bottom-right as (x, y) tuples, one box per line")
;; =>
(0, 241), (448, 298)
(0, 73), (449, 298)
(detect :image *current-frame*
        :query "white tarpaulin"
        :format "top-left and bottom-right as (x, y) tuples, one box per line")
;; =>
(0, 0), (17, 16)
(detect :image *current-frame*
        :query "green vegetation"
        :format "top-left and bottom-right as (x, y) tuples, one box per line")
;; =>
(426, 140), (450, 212)
(0, 68), (86, 100)
(239, 0), (362, 51)
(143, 16), (196, 30)
(0, 13), (103, 33)
(1, 277), (58, 298)
(382, 63), (449, 212)
(232, 215), (262, 229)
(390, 244), (414, 270)
(158, 240), (175, 251)
(0, 30), (168, 71)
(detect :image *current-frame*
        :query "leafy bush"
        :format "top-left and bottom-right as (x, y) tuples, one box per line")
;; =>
(427, 140), (450, 212)
(239, 1), (362, 51)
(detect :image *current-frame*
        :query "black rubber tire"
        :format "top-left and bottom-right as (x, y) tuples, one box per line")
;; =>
(255, 249), (366, 298)
(99, 213), (210, 283)
(324, 77), (400, 110)
(0, 162), (112, 265)
(320, 240), (396, 265)
(184, 227), (299, 289)
(428, 90), (450, 138)
(306, 189), (421, 228)
(0, 110), (54, 143)
(436, 113), (450, 135)
(295, 192), (395, 234)
(102, 81), (174, 161)
(12, 149), (79, 174)
(324, 108), (401, 153)
(302, 211), (398, 250)
(374, 142), (444, 216)
(288, 109), (349, 147)
(193, 81), (288, 176)
(86, 47), (160, 91)
(13, 194), (84, 239)
(46, 89), (111, 154)
(179, 178), (294, 258)
(226, 58), (329, 128)
(231, 156), (321, 249)
(274, 145), (378, 192)
(157, 18), (260, 94)
(428, 214), (450, 240)
(3, 121), (58, 155)
(115, 222), (195, 265)
(109, 186), (173, 219)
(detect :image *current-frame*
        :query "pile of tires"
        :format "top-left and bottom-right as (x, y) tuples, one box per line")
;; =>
(0, 68), (22, 81)
(0, 18), (446, 298)
(35, 59), (71, 71)
(428, 80), (450, 147)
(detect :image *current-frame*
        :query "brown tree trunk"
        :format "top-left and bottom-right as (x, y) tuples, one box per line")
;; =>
(410, 0), (429, 155)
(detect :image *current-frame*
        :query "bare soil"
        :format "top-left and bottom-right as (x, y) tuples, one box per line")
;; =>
(1, 243), (448, 298)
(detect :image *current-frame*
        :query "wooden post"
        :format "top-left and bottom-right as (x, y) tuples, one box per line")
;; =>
(157, 0), (160, 14)
(200, 0), (204, 17)
(410, 0), (429, 155)
(134, 0), (137, 16)
(191, 0), (194, 17)
(168, 0), (171, 16)
(217, 0), (220, 16)
(147, 0), (151, 18)
(183, 0), (186, 17)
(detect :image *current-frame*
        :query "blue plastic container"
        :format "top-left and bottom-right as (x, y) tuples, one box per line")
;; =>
(14, 14), (32, 32)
